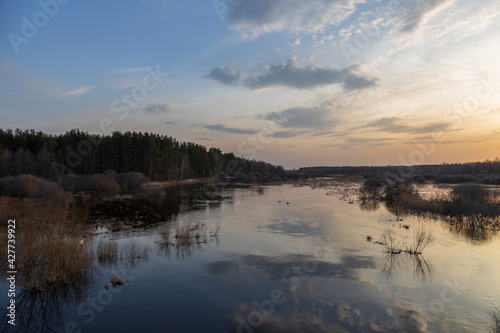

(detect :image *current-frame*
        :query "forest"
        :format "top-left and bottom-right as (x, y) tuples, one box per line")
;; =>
(0, 128), (286, 182)
(298, 160), (500, 181)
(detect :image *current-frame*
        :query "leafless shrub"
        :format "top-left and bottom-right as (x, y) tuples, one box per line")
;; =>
(210, 224), (221, 238)
(406, 228), (434, 255)
(489, 307), (500, 333)
(381, 229), (403, 254)
(381, 226), (434, 255)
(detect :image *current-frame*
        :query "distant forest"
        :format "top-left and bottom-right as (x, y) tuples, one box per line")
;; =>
(298, 160), (500, 180)
(0, 129), (285, 181)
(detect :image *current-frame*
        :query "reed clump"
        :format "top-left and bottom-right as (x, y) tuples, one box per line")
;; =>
(157, 221), (220, 248)
(0, 196), (94, 291)
(96, 239), (119, 266)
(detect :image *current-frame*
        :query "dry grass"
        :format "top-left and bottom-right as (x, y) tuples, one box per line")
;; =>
(157, 220), (221, 260)
(96, 238), (119, 266)
(119, 238), (150, 269)
(0, 197), (94, 291)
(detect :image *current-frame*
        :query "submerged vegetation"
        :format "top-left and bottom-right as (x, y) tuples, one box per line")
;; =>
(0, 196), (93, 291)
(359, 177), (500, 238)
(380, 227), (434, 255)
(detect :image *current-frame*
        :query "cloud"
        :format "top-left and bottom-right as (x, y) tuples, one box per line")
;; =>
(401, 0), (456, 33)
(61, 86), (93, 98)
(365, 117), (451, 135)
(204, 124), (256, 135)
(270, 130), (308, 138)
(345, 137), (395, 144)
(226, 0), (363, 37)
(289, 38), (301, 47)
(196, 137), (213, 141)
(205, 66), (241, 85)
(144, 103), (172, 114)
(242, 57), (378, 91)
(262, 103), (337, 129)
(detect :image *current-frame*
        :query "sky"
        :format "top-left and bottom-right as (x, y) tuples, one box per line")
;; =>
(0, 0), (499, 169)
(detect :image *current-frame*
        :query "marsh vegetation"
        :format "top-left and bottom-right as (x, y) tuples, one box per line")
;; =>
(359, 177), (500, 236)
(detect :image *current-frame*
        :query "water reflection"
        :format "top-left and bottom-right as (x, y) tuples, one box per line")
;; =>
(381, 253), (433, 283)
(0, 279), (92, 333)
(446, 215), (499, 242)
(207, 253), (376, 283)
(359, 198), (380, 212)
(89, 183), (236, 229)
(224, 293), (432, 333)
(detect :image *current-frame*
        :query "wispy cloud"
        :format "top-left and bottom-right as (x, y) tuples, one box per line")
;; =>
(400, 0), (456, 33)
(61, 86), (93, 98)
(270, 130), (308, 138)
(204, 124), (257, 135)
(365, 117), (451, 135)
(227, 0), (363, 37)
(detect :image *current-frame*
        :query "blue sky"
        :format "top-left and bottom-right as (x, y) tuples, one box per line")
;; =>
(1, 0), (499, 168)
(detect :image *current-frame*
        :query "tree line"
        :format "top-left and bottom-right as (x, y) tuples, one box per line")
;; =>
(298, 159), (500, 178)
(0, 129), (286, 181)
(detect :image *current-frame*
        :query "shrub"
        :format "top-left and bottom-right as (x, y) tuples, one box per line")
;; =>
(62, 174), (120, 193)
(445, 184), (498, 216)
(116, 172), (148, 190)
(481, 175), (500, 185)
(384, 179), (418, 206)
(360, 176), (388, 199)
(435, 174), (477, 184)
(0, 174), (73, 203)
(413, 175), (426, 184)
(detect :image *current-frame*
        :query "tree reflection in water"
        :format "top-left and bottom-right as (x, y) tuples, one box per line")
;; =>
(490, 307), (500, 333)
(359, 198), (380, 212)
(0, 276), (93, 333)
(381, 253), (433, 283)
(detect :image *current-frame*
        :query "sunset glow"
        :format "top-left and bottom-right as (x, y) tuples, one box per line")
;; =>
(1, 0), (499, 168)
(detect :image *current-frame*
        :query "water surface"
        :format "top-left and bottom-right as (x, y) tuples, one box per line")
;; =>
(2, 181), (500, 332)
